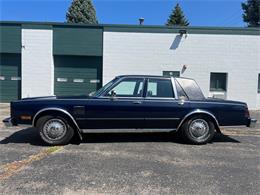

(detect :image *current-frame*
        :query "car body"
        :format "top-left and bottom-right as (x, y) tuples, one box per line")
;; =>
(3, 75), (256, 145)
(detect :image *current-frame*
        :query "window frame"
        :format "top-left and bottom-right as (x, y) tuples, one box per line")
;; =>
(209, 72), (228, 92)
(257, 73), (260, 94)
(145, 77), (176, 99)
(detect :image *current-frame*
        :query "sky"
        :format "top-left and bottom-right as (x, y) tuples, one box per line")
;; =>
(0, 0), (246, 27)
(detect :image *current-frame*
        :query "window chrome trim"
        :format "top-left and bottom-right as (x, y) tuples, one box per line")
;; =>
(171, 77), (178, 99)
(32, 108), (82, 137)
(177, 109), (220, 131)
(143, 97), (176, 101)
(94, 97), (177, 102)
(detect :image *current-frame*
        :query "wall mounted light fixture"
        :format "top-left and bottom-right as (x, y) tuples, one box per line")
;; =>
(139, 18), (144, 25)
(179, 29), (187, 38)
(181, 64), (188, 74)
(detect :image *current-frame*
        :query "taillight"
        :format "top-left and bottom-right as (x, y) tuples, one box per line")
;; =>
(245, 106), (250, 118)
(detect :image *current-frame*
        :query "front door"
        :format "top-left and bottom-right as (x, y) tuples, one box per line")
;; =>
(80, 77), (146, 129)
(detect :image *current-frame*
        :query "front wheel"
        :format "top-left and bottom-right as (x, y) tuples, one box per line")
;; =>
(36, 115), (74, 145)
(181, 116), (215, 144)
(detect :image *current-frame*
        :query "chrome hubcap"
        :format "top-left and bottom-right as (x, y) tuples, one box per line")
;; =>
(43, 119), (67, 140)
(189, 119), (209, 139)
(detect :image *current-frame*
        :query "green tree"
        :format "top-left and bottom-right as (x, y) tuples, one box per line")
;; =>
(241, 0), (260, 27)
(166, 3), (189, 26)
(66, 0), (98, 24)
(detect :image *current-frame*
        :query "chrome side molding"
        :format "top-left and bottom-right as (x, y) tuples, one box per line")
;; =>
(82, 128), (177, 133)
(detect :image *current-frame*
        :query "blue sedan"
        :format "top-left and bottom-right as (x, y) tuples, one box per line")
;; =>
(3, 75), (256, 145)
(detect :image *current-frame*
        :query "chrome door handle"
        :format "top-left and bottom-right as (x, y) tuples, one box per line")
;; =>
(132, 101), (142, 104)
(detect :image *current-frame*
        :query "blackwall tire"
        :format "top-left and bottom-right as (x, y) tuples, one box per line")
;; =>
(181, 116), (215, 145)
(36, 115), (74, 146)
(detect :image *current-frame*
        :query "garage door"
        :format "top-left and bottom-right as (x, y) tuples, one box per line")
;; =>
(0, 53), (21, 102)
(54, 56), (102, 96)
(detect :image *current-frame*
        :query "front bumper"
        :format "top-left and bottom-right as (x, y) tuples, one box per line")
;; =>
(2, 117), (16, 127)
(247, 118), (257, 128)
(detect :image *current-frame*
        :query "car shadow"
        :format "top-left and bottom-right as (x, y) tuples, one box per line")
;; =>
(0, 127), (240, 146)
(0, 127), (47, 146)
(209, 133), (240, 143)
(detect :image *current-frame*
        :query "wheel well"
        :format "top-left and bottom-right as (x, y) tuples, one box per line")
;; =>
(178, 113), (221, 133)
(33, 110), (79, 132)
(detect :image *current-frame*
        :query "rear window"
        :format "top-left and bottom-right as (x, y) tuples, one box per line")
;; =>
(146, 78), (174, 98)
(175, 78), (205, 100)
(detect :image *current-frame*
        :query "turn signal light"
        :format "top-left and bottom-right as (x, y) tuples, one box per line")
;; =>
(20, 115), (32, 120)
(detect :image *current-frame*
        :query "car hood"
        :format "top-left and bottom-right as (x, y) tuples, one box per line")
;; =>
(19, 95), (93, 101)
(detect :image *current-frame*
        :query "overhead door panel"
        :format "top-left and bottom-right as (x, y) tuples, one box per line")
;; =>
(54, 56), (102, 96)
(53, 26), (103, 56)
(0, 53), (21, 102)
(0, 24), (21, 53)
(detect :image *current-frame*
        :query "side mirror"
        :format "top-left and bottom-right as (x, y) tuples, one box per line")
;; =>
(110, 90), (116, 98)
(88, 91), (95, 97)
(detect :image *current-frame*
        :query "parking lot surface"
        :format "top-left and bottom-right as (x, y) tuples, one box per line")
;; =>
(0, 104), (259, 195)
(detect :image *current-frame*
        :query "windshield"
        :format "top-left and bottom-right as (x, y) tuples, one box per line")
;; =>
(91, 77), (118, 97)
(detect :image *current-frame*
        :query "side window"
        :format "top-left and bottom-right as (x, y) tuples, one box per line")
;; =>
(107, 78), (144, 97)
(146, 79), (174, 98)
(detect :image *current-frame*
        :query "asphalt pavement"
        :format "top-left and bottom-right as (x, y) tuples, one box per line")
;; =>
(0, 104), (259, 195)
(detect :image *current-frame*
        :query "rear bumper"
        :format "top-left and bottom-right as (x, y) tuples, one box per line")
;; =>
(2, 117), (16, 127)
(247, 118), (257, 128)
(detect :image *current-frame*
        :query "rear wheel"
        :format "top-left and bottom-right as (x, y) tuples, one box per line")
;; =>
(36, 115), (74, 145)
(181, 116), (215, 144)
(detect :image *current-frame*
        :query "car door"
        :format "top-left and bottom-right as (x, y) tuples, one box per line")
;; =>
(142, 78), (189, 129)
(80, 77), (146, 129)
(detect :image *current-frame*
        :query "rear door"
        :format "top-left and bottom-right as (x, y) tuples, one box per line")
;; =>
(142, 78), (188, 129)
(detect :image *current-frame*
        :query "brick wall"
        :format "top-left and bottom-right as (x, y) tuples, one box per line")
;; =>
(103, 32), (260, 109)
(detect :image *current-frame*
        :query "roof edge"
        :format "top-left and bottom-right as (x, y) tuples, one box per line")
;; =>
(0, 21), (259, 35)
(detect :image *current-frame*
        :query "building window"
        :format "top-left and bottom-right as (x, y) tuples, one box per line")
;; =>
(73, 79), (84, 83)
(258, 73), (260, 93)
(11, 77), (21, 81)
(57, 78), (68, 82)
(210, 73), (227, 92)
(163, 71), (180, 77)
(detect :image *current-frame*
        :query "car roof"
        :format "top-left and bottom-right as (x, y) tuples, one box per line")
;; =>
(116, 75), (193, 80)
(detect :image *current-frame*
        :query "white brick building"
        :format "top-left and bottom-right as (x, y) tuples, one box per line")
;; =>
(0, 22), (259, 109)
